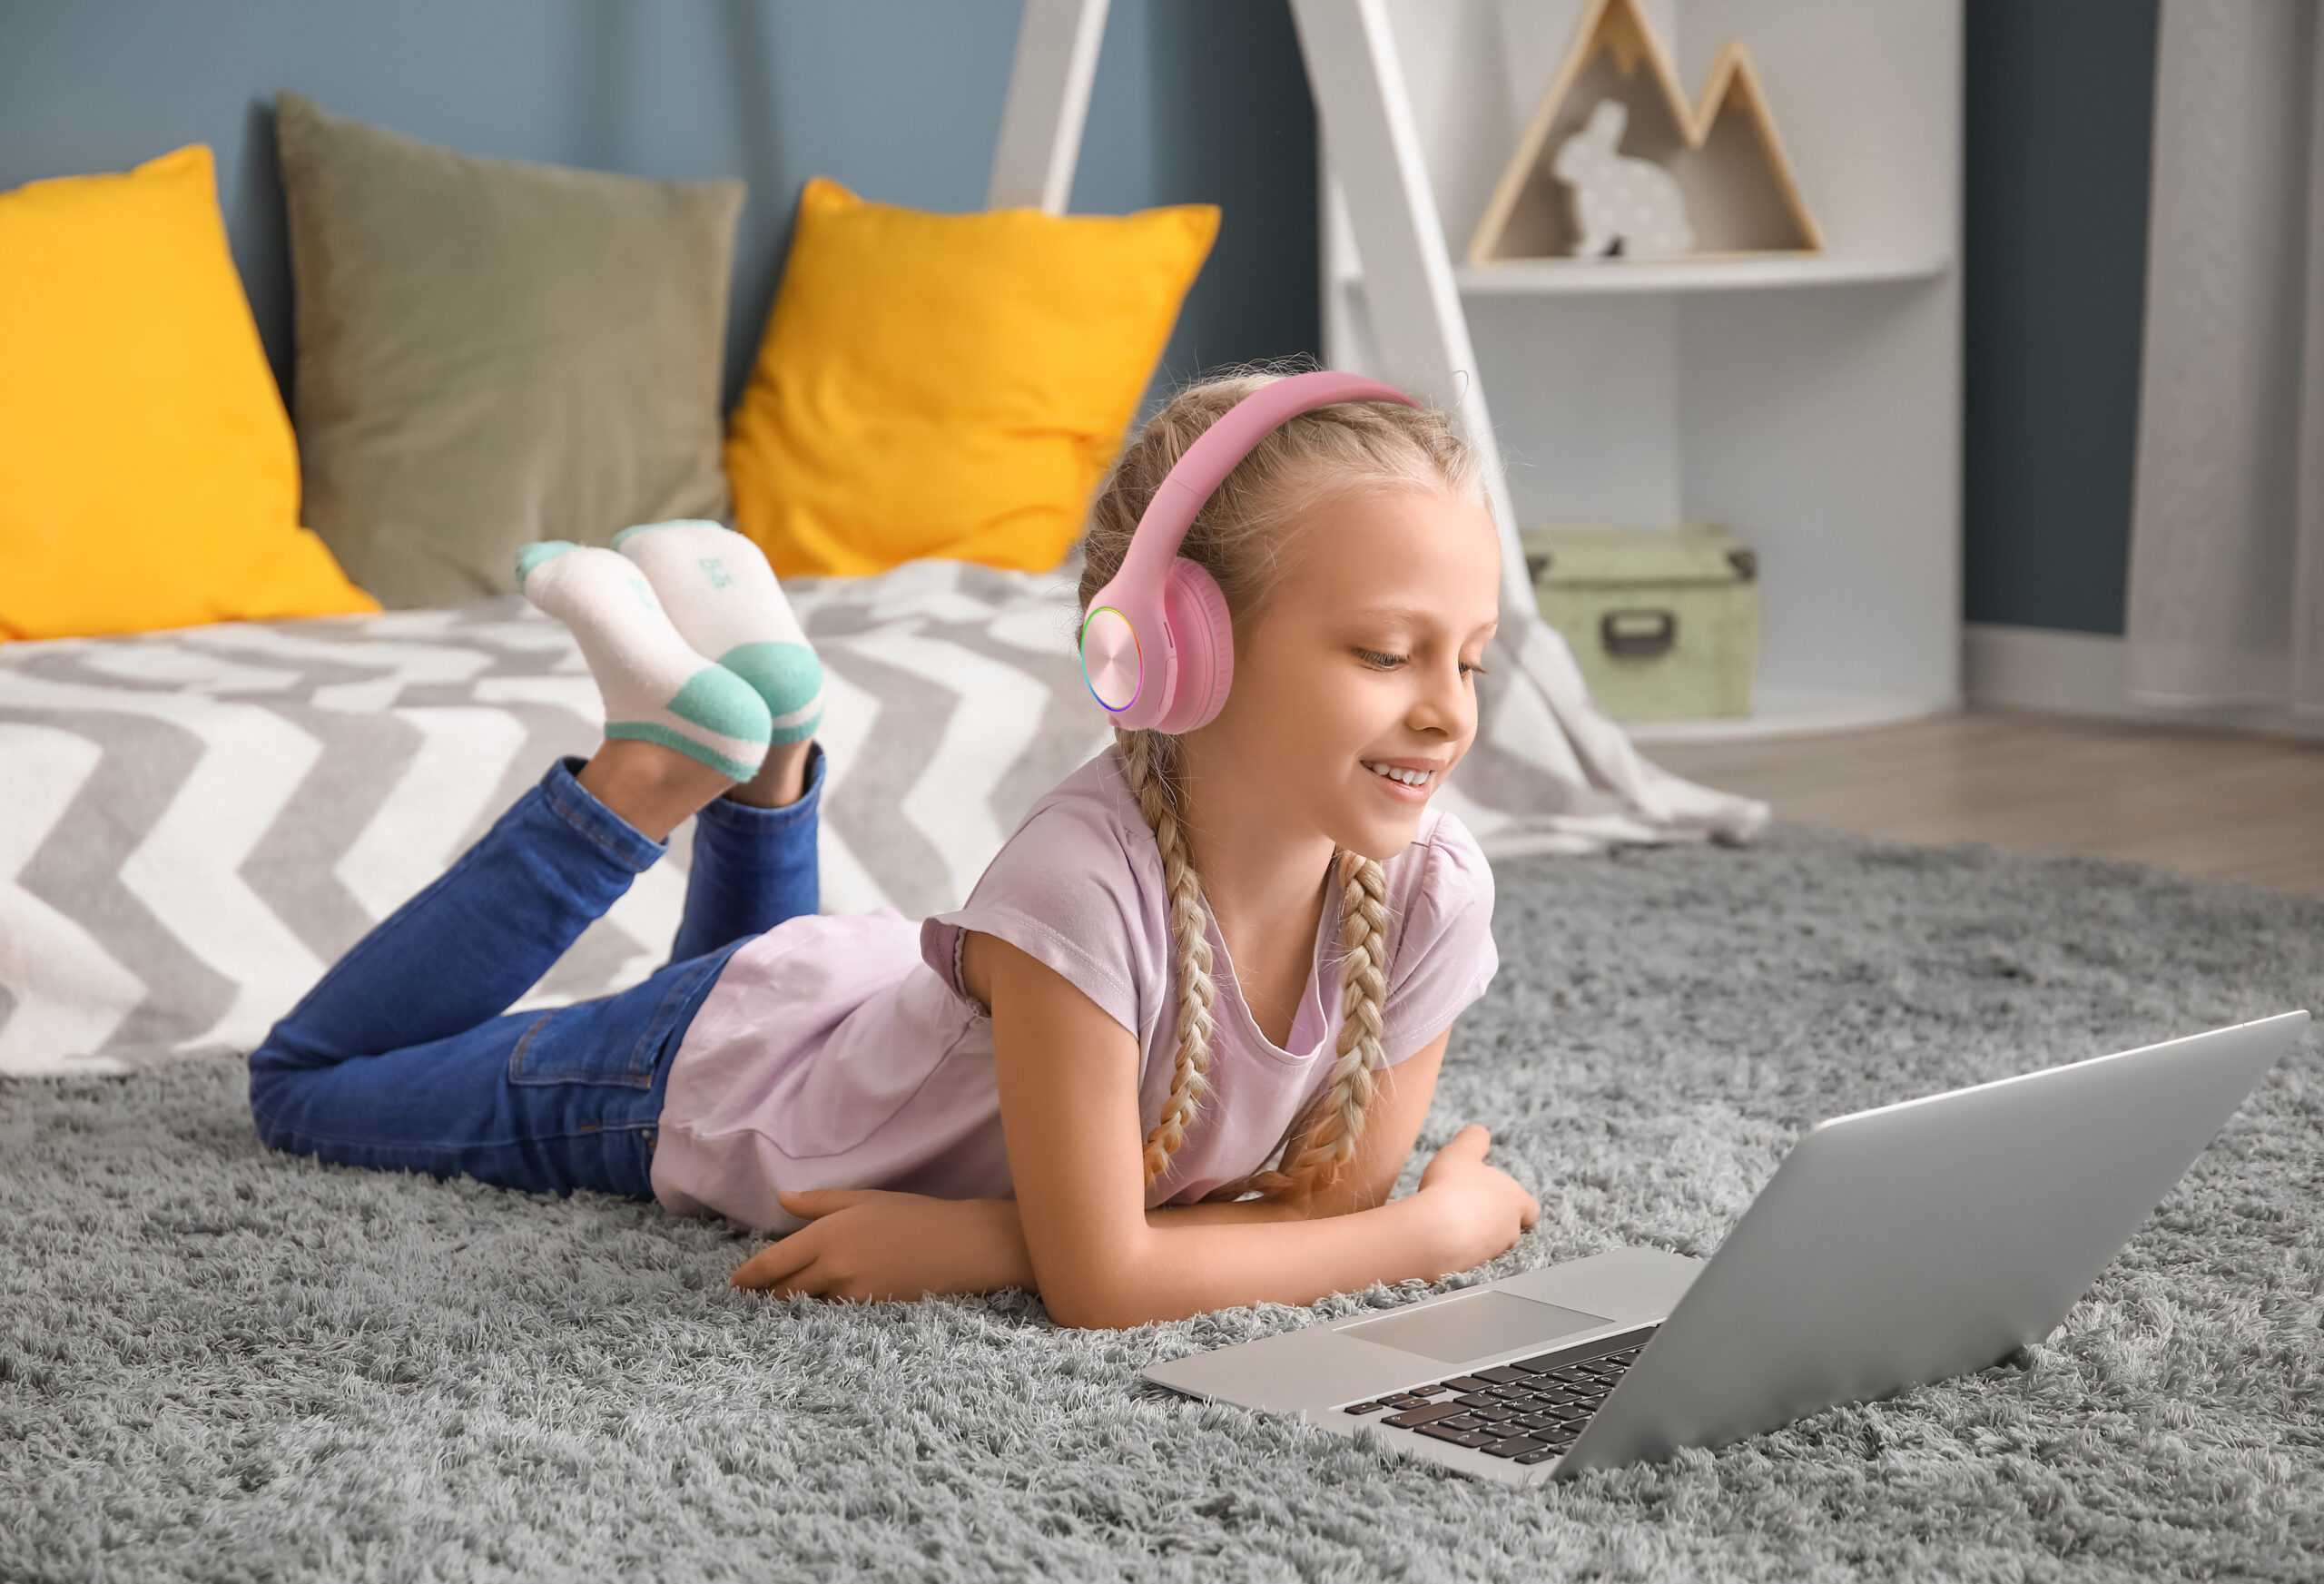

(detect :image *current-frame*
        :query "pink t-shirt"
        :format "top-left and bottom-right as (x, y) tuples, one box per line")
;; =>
(650, 749), (1497, 1233)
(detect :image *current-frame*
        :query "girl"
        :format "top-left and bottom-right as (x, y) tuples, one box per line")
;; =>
(249, 372), (1538, 1327)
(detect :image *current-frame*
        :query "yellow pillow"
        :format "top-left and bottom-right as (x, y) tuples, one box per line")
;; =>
(0, 146), (377, 642)
(725, 177), (1217, 577)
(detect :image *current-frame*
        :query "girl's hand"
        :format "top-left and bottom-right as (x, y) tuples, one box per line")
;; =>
(1415, 1125), (1540, 1269)
(731, 1191), (1036, 1302)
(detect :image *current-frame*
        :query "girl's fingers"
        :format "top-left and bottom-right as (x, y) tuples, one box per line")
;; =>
(764, 1260), (831, 1299)
(739, 1194), (881, 1292)
(1420, 1126), (1482, 1183)
(757, 1258), (867, 1303)
(776, 1188), (865, 1221)
(1440, 1124), (1491, 1162)
(732, 1225), (822, 1290)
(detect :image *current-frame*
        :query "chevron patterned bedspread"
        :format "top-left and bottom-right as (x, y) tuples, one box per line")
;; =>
(0, 558), (1761, 1076)
(0, 561), (1112, 1075)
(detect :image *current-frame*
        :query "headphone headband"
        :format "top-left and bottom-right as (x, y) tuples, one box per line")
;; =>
(1080, 371), (1420, 733)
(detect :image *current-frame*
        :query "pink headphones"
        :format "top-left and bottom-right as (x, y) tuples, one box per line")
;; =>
(1079, 371), (1418, 733)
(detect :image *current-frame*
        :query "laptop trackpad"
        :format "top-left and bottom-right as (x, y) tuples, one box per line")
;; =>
(1337, 1291), (1611, 1364)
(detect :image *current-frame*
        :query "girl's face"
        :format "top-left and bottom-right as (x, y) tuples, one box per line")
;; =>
(1191, 481), (1502, 862)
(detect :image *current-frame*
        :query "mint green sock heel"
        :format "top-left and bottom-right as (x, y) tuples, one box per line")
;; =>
(718, 642), (824, 744)
(602, 664), (773, 782)
(668, 665), (773, 741)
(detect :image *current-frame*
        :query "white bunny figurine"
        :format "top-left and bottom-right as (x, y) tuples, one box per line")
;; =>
(1553, 99), (1694, 260)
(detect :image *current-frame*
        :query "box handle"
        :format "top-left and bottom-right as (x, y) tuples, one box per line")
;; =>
(1600, 609), (1677, 659)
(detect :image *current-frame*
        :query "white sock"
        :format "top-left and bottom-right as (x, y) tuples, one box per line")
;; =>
(515, 542), (773, 781)
(613, 520), (824, 745)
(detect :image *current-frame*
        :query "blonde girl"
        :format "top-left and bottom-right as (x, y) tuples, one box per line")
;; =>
(248, 373), (1538, 1326)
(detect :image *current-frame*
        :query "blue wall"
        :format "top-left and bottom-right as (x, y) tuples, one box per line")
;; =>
(1963, 0), (2159, 635)
(5, 0), (2162, 639)
(0, 0), (1319, 415)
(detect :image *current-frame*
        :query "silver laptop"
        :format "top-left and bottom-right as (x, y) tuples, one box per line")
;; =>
(1146, 1011), (2309, 1485)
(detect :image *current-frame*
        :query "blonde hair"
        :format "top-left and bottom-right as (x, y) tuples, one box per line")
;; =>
(1078, 370), (1483, 1200)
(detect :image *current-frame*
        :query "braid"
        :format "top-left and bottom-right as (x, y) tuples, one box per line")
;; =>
(1213, 850), (1392, 1202)
(1121, 728), (1220, 1186)
(1295, 850), (1392, 1186)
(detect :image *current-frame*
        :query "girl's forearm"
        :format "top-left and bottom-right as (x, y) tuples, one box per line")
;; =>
(1058, 1193), (1457, 1327)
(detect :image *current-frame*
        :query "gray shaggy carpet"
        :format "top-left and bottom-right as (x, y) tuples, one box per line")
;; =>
(4, 826), (2320, 1582)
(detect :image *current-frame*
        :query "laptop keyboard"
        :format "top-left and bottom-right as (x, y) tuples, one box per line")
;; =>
(1337, 1323), (1659, 1467)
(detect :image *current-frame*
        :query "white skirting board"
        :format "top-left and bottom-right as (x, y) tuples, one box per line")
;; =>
(1965, 623), (2324, 741)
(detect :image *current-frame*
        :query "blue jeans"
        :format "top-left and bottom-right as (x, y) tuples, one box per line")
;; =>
(248, 749), (824, 1200)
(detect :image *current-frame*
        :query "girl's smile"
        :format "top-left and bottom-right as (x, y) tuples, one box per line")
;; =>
(1362, 757), (1448, 800)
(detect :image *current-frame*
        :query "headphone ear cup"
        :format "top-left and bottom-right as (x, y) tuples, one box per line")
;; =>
(1154, 559), (1235, 733)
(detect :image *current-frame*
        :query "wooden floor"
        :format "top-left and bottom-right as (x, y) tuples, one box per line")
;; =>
(1648, 708), (2324, 898)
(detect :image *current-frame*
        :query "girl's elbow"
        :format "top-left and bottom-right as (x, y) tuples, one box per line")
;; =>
(1035, 1250), (1173, 1329)
(1045, 1296), (1133, 1330)
(1040, 1274), (1153, 1330)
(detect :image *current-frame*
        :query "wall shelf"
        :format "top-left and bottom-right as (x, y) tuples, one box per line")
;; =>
(1333, 251), (1951, 298)
(1313, 0), (1963, 727)
(1459, 252), (1949, 296)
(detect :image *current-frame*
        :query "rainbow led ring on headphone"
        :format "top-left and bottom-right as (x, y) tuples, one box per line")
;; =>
(1079, 371), (1419, 734)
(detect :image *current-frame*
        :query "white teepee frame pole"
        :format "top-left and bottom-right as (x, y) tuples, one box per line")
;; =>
(1286, 0), (1528, 607)
(988, 0), (1111, 212)
(988, 0), (1528, 611)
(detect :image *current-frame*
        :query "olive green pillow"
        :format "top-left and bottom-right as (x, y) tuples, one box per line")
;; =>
(276, 92), (742, 609)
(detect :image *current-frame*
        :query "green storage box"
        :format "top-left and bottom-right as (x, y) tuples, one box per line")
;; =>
(1521, 523), (1759, 722)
